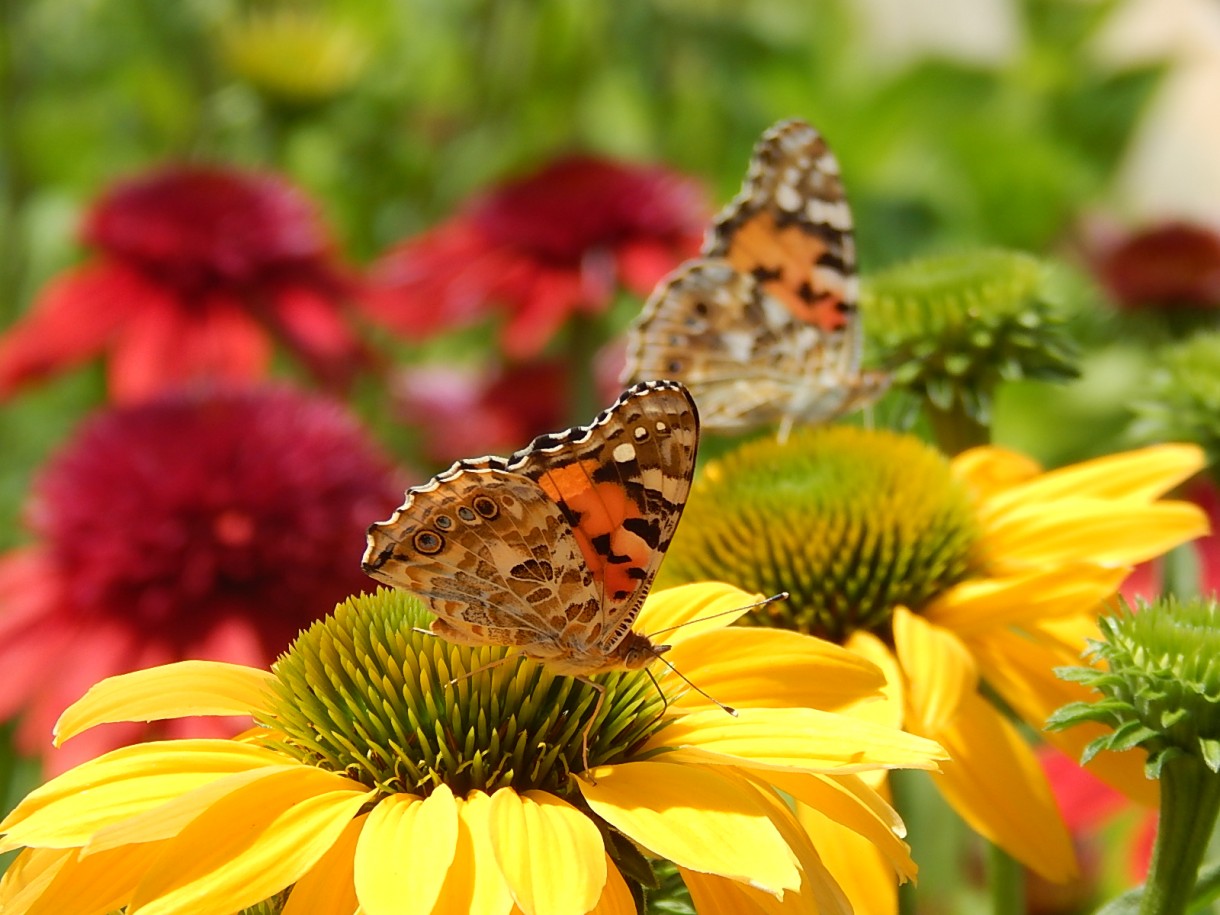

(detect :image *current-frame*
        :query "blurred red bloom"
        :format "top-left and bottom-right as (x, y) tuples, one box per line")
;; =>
(1093, 221), (1220, 312)
(0, 166), (368, 402)
(363, 154), (707, 358)
(394, 361), (569, 465)
(0, 386), (405, 772)
(1040, 747), (1154, 887)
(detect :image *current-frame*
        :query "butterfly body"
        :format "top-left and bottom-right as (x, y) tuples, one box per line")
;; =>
(622, 119), (888, 436)
(362, 380), (699, 676)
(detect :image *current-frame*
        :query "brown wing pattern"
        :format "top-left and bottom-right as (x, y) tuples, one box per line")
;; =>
(362, 380), (699, 673)
(622, 119), (888, 433)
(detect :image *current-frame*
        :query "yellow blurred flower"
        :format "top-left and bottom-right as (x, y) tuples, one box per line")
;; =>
(0, 584), (943, 914)
(659, 428), (1208, 909)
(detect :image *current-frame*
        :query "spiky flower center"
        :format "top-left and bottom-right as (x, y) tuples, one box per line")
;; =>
(260, 590), (669, 800)
(658, 427), (981, 642)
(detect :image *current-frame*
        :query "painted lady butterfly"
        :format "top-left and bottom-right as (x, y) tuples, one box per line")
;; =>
(621, 118), (889, 439)
(362, 380), (699, 676)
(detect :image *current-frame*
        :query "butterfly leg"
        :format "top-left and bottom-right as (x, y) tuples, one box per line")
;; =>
(574, 676), (608, 780)
(776, 414), (795, 445)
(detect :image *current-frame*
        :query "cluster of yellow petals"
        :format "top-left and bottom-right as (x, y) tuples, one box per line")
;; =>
(0, 583), (945, 915)
(812, 443), (1208, 910)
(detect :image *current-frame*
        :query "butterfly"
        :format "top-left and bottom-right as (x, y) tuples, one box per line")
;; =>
(621, 118), (889, 440)
(362, 379), (699, 677)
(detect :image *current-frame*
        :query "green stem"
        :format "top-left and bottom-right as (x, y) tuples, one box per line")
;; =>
(890, 772), (918, 915)
(924, 397), (989, 456)
(988, 842), (1024, 915)
(1140, 755), (1220, 915)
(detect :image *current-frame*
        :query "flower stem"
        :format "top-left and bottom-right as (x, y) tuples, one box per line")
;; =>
(988, 842), (1024, 915)
(566, 311), (601, 425)
(924, 398), (989, 455)
(1140, 754), (1220, 915)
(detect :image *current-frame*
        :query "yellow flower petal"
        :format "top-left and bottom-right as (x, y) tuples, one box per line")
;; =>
(0, 845), (149, 915)
(924, 564), (1126, 636)
(355, 787), (459, 915)
(663, 628), (884, 712)
(587, 856), (635, 915)
(983, 443), (1204, 510)
(54, 662), (275, 746)
(650, 708), (945, 774)
(488, 788), (606, 915)
(126, 771), (371, 915)
(579, 760), (799, 896)
(951, 446), (1042, 499)
(967, 627), (1158, 807)
(893, 608), (977, 736)
(748, 784), (852, 915)
(681, 869), (777, 914)
(842, 632), (905, 731)
(981, 500), (1207, 568)
(283, 814), (363, 915)
(431, 792), (513, 915)
(796, 802), (896, 915)
(638, 582), (766, 646)
(88, 765), (364, 854)
(766, 772), (914, 881)
(925, 689), (1076, 882)
(0, 741), (288, 852)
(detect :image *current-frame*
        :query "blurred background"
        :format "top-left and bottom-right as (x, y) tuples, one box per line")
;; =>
(2, 0), (1219, 909)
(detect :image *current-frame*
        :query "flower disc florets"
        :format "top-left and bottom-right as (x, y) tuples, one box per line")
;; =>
(262, 590), (669, 799)
(1131, 331), (1220, 465)
(658, 427), (981, 642)
(1051, 598), (1220, 777)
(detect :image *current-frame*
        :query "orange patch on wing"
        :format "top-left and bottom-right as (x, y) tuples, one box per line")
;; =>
(538, 463), (651, 599)
(724, 212), (849, 333)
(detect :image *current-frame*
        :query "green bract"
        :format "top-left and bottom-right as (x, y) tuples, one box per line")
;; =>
(1049, 597), (1220, 778)
(864, 249), (1080, 424)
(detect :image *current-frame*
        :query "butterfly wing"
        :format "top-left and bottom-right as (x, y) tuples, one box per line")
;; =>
(363, 380), (699, 671)
(498, 379), (699, 657)
(363, 466), (603, 653)
(623, 119), (887, 431)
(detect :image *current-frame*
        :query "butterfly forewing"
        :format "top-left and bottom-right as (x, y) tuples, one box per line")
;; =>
(499, 381), (699, 653)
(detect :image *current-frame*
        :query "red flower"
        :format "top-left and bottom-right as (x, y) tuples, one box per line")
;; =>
(0, 166), (368, 402)
(394, 361), (570, 465)
(0, 386), (405, 772)
(363, 155), (707, 358)
(1093, 221), (1220, 312)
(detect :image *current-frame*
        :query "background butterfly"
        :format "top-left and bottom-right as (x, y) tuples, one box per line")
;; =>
(621, 118), (889, 440)
(362, 379), (699, 675)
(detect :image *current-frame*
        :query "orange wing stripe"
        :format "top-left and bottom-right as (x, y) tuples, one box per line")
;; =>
(538, 462), (651, 599)
(724, 212), (848, 332)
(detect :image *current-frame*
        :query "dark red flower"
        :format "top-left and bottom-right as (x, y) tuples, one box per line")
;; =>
(1094, 221), (1220, 312)
(0, 386), (405, 772)
(363, 155), (707, 358)
(0, 166), (368, 402)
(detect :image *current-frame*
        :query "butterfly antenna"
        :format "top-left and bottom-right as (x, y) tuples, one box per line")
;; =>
(645, 591), (789, 639)
(652, 653), (737, 716)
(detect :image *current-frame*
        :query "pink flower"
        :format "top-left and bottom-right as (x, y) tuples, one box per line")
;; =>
(0, 166), (368, 401)
(0, 386), (404, 772)
(363, 155), (707, 358)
